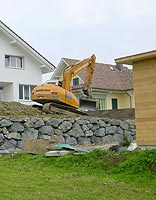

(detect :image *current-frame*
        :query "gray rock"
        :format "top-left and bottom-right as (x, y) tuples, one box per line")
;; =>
(2, 127), (9, 135)
(90, 136), (102, 144)
(68, 126), (84, 138)
(77, 137), (91, 144)
(110, 119), (121, 126)
(102, 135), (114, 143)
(10, 118), (26, 122)
(22, 128), (38, 139)
(63, 133), (69, 140)
(124, 130), (132, 136)
(54, 135), (65, 144)
(72, 122), (81, 129)
(87, 123), (93, 129)
(120, 121), (129, 130)
(125, 120), (135, 128)
(91, 124), (100, 131)
(17, 140), (25, 149)
(23, 120), (34, 128)
(106, 126), (117, 135)
(10, 122), (24, 132)
(103, 118), (110, 123)
(76, 119), (89, 125)
(85, 130), (94, 137)
(46, 118), (63, 128)
(65, 136), (77, 145)
(99, 120), (107, 127)
(41, 135), (52, 140)
(31, 117), (41, 124)
(117, 127), (124, 135)
(34, 119), (44, 128)
(133, 135), (136, 140)
(94, 128), (105, 137)
(129, 129), (136, 136)
(59, 121), (72, 132)
(0, 133), (4, 143)
(113, 134), (123, 143)
(81, 124), (89, 132)
(124, 130), (133, 142)
(39, 126), (54, 136)
(66, 118), (75, 124)
(1, 139), (17, 149)
(0, 119), (13, 127)
(7, 132), (21, 140)
(90, 118), (99, 124)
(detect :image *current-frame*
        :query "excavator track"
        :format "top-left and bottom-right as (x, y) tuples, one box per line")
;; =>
(43, 102), (88, 116)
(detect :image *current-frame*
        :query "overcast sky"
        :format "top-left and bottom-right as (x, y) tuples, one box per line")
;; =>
(1, 0), (156, 81)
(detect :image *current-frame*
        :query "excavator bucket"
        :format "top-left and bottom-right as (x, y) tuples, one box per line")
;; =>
(79, 97), (98, 111)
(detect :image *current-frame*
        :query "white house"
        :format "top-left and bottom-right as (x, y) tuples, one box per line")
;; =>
(0, 20), (55, 104)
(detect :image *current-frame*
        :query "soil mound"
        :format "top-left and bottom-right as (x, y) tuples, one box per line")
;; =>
(0, 101), (135, 120)
(0, 101), (68, 118)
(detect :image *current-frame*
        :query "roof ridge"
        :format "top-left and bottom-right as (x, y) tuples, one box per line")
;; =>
(63, 57), (117, 66)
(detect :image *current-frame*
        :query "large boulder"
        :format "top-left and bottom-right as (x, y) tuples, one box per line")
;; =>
(39, 126), (54, 136)
(0, 119), (13, 127)
(9, 122), (24, 132)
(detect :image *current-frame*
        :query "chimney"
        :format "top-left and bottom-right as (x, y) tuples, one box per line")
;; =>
(116, 63), (123, 71)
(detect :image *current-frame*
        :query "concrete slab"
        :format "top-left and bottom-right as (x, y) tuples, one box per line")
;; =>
(45, 150), (70, 157)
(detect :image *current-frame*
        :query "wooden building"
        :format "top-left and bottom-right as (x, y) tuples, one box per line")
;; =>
(115, 50), (156, 146)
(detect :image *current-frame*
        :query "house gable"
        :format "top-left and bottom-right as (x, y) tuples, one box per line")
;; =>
(0, 20), (55, 74)
(0, 21), (55, 104)
(52, 57), (133, 91)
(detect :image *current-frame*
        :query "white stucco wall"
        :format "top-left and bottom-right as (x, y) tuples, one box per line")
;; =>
(0, 30), (42, 104)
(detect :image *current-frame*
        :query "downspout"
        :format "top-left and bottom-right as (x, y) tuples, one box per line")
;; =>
(126, 91), (133, 108)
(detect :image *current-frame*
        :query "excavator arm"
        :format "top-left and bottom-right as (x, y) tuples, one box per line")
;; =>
(61, 54), (96, 95)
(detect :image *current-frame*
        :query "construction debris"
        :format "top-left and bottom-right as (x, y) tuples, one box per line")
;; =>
(127, 142), (138, 151)
(54, 144), (90, 153)
(45, 143), (90, 157)
(45, 150), (70, 157)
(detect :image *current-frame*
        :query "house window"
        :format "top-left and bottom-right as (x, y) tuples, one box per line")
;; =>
(0, 87), (3, 101)
(19, 85), (36, 100)
(112, 98), (118, 109)
(73, 77), (79, 85)
(98, 99), (105, 110)
(5, 55), (24, 69)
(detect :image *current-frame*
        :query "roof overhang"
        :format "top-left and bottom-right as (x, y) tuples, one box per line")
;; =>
(51, 58), (69, 79)
(0, 20), (55, 74)
(115, 50), (156, 65)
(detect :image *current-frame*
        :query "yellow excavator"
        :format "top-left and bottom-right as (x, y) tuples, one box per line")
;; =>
(31, 54), (97, 115)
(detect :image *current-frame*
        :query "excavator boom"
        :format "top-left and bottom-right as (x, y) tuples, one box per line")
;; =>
(62, 54), (96, 92)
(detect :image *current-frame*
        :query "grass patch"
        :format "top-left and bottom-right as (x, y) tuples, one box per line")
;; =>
(0, 149), (156, 199)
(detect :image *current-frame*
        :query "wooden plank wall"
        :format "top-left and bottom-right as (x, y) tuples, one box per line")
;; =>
(133, 58), (156, 145)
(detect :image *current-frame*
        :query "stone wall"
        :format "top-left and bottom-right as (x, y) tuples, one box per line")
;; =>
(0, 117), (136, 150)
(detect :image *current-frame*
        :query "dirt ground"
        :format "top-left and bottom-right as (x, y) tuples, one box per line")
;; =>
(0, 101), (135, 120)
(0, 101), (68, 118)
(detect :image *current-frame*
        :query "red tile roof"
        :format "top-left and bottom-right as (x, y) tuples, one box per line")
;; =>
(63, 58), (133, 91)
